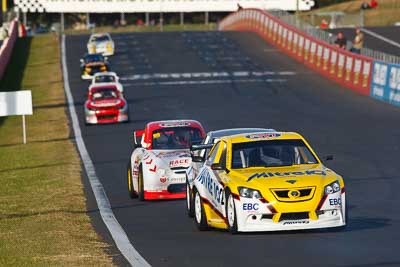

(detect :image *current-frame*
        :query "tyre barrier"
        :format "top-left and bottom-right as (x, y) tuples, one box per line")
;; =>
(0, 20), (19, 81)
(219, 9), (400, 107)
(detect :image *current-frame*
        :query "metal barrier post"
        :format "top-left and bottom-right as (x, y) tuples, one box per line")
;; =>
(145, 12), (149, 26)
(60, 12), (64, 33)
(180, 12), (184, 26)
(159, 12), (163, 32)
(86, 13), (90, 29)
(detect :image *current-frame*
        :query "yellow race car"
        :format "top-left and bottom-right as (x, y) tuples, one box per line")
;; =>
(188, 131), (346, 233)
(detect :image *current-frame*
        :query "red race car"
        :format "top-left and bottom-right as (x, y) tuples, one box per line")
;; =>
(84, 84), (129, 125)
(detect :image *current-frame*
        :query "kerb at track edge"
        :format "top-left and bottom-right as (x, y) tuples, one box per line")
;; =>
(60, 34), (151, 267)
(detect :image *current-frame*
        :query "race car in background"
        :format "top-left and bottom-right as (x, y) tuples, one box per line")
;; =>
(190, 131), (346, 233)
(87, 33), (115, 56)
(186, 128), (276, 217)
(80, 53), (110, 80)
(127, 120), (205, 200)
(91, 72), (123, 93)
(84, 84), (128, 124)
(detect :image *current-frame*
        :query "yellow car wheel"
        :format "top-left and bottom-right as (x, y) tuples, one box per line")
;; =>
(225, 189), (238, 234)
(194, 189), (208, 231)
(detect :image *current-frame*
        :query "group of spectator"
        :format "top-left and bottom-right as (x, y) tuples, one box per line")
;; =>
(328, 0), (377, 54)
(334, 28), (364, 54)
(361, 0), (378, 10)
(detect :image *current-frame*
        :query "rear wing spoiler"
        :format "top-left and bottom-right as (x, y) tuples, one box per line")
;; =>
(133, 130), (144, 146)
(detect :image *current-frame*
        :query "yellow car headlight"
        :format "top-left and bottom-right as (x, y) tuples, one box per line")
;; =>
(106, 42), (113, 52)
(238, 187), (263, 199)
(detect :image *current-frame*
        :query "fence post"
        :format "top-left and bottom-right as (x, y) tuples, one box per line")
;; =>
(159, 12), (163, 32)
(145, 12), (149, 26)
(360, 9), (364, 27)
(22, 114), (26, 144)
(180, 12), (184, 26)
(60, 12), (64, 33)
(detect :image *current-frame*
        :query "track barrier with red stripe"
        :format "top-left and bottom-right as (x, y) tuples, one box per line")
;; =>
(218, 9), (373, 96)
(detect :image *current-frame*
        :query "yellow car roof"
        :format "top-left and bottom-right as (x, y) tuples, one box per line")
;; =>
(220, 132), (305, 144)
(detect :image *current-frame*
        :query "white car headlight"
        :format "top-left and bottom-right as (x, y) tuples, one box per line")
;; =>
(238, 187), (262, 199)
(324, 181), (340, 195)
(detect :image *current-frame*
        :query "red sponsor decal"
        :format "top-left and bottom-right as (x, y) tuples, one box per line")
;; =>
(169, 158), (189, 167)
(145, 159), (153, 165)
(160, 177), (167, 183)
(149, 165), (157, 172)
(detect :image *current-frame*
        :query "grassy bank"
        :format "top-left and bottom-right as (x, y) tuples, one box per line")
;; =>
(0, 34), (113, 266)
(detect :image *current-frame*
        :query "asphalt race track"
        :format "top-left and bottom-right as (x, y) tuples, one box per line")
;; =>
(65, 31), (400, 267)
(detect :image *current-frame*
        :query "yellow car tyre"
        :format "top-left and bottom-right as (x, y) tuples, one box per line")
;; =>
(194, 189), (208, 231)
(186, 180), (194, 218)
(138, 165), (145, 201)
(127, 163), (138, 199)
(226, 189), (238, 234)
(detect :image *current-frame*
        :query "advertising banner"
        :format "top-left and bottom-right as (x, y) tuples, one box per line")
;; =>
(371, 62), (400, 107)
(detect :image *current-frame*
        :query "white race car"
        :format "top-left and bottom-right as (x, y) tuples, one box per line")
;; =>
(186, 128), (275, 217)
(87, 33), (115, 56)
(91, 72), (123, 93)
(127, 120), (206, 200)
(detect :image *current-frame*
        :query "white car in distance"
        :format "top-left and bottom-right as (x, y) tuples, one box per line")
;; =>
(90, 72), (124, 93)
(87, 33), (115, 56)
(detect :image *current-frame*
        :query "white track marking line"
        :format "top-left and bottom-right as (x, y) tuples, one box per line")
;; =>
(61, 35), (151, 267)
(362, 28), (400, 49)
(121, 71), (296, 81)
(123, 78), (287, 87)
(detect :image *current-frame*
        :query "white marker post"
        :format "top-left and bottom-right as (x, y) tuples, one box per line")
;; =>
(0, 90), (33, 144)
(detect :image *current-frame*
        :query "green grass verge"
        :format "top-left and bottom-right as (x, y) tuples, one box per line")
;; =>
(0, 34), (114, 266)
(65, 23), (217, 35)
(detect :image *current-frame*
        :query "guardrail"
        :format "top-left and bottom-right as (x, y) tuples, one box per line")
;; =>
(0, 19), (19, 81)
(219, 9), (373, 96)
(219, 9), (400, 108)
(269, 10), (400, 65)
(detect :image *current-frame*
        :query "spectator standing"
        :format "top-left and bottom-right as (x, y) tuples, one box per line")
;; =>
(320, 19), (329, 29)
(350, 28), (363, 54)
(361, 0), (378, 9)
(334, 32), (347, 49)
(370, 0), (378, 8)
(361, 1), (369, 9)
